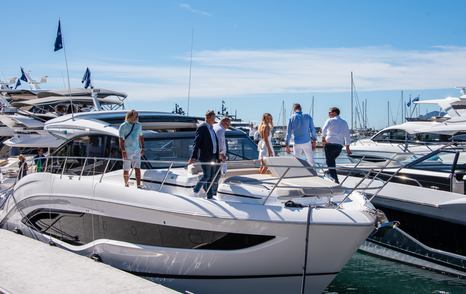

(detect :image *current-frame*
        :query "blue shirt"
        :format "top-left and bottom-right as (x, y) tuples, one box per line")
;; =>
(285, 112), (317, 145)
(207, 124), (218, 154)
(119, 121), (143, 153)
(322, 116), (351, 146)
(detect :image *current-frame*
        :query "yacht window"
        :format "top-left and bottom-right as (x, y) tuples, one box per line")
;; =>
(144, 137), (193, 168)
(24, 209), (275, 250)
(372, 130), (391, 142)
(409, 133), (450, 143)
(52, 135), (122, 175)
(407, 150), (457, 172)
(389, 129), (406, 142)
(226, 136), (258, 160)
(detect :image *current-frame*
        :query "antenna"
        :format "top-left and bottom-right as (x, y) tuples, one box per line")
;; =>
(187, 28), (194, 116)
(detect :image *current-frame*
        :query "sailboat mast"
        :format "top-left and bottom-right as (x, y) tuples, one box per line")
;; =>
(311, 95), (315, 118)
(387, 100), (390, 127)
(365, 98), (368, 129)
(282, 100), (286, 126)
(351, 72), (354, 131)
(401, 90), (404, 124)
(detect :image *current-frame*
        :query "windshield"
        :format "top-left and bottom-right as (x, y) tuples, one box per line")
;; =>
(406, 150), (466, 172)
(53, 133), (258, 173)
(144, 135), (258, 168)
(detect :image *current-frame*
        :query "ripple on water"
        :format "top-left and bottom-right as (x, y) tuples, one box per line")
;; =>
(325, 252), (466, 294)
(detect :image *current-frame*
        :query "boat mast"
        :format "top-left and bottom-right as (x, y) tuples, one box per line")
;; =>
(401, 90), (404, 123)
(282, 100), (286, 126)
(387, 100), (390, 127)
(351, 72), (354, 131)
(365, 98), (368, 129)
(311, 95), (315, 118)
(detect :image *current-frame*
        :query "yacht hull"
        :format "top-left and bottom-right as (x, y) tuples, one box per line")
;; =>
(0, 172), (377, 293)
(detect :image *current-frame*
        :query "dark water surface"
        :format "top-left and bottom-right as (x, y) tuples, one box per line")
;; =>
(290, 149), (466, 293)
(326, 252), (466, 294)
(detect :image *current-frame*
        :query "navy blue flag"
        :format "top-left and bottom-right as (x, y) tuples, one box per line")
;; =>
(412, 96), (420, 103)
(81, 67), (91, 89)
(406, 96), (412, 107)
(14, 78), (21, 89)
(19, 67), (28, 82)
(54, 20), (63, 52)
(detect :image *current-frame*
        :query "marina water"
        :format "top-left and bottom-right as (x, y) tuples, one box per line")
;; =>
(296, 149), (466, 293)
(326, 252), (465, 293)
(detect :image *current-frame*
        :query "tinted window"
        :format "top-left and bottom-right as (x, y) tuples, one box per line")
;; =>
(52, 133), (258, 172)
(372, 130), (390, 142)
(407, 150), (457, 172)
(373, 129), (406, 143)
(24, 209), (274, 250)
(390, 129), (406, 142)
(52, 135), (122, 175)
(409, 133), (450, 143)
(226, 136), (258, 160)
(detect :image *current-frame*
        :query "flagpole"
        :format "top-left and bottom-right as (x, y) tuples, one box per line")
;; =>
(56, 18), (74, 120)
(62, 32), (74, 119)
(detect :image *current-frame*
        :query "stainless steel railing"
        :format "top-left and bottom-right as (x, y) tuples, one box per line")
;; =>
(5, 153), (415, 207)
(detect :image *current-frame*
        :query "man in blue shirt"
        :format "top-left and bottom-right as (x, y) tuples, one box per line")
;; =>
(285, 103), (317, 165)
(119, 110), (144, 188)
(321, 107), (352, 183)
(188, 110), (220, 199)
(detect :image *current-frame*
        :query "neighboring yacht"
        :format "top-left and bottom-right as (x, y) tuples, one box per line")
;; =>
(0, 111), (381, 294)
(350, 91), (466, 162)
(0, 88), (127, 177)
(340, 145), (466, 277)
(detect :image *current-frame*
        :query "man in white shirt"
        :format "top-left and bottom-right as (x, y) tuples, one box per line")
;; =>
(214, 117), (231, 162)
(321, 107), (352, 183)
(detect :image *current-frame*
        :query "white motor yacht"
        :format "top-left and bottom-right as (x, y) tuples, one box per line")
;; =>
(339, 146), (466, 277)
(0, 88), (127, 178)
(0, 111), (381, 294)
(350, 91), (466, 162)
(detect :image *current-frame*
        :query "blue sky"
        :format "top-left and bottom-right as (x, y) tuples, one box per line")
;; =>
(3, 0), (466, 128)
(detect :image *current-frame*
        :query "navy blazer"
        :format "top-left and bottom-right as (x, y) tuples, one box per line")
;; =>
(191, 123), (219, 162)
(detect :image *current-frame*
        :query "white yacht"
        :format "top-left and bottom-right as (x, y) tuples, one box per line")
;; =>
(339, 145), (466, 277)
(0, 88), (127, 177)
(0, 111), (381, 294)
(350, 91), (466, 162)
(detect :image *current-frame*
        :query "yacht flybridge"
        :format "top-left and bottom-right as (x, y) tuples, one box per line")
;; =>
(0, 111), (381, 294)
(0, 88), (127, 177)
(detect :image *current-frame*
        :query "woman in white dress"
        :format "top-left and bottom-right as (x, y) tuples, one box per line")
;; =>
(258, 113), (275, 174)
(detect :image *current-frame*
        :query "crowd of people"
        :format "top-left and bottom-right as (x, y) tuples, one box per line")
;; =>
(186, 103), (351, 198)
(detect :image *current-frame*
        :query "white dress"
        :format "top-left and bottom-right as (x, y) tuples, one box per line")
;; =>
(258, 129), (275, 159)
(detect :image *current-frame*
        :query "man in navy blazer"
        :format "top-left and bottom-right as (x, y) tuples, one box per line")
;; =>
(188, 110), (220, 198)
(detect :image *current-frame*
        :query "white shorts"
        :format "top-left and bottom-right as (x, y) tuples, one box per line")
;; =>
(123, 151), (141, 171)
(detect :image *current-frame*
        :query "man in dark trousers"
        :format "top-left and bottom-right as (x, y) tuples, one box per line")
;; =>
(188, 110), (220, 199)
(321, 107), (352, 184)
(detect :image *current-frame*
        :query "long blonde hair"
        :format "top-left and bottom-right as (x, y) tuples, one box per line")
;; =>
(258, 113), (273, 139)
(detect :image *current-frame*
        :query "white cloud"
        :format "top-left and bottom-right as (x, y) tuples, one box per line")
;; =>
(178, 3), (212, 17)
(39, 46), (466, 102)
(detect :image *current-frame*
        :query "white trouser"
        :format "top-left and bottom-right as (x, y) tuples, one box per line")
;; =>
(293, 142), (314, 165)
